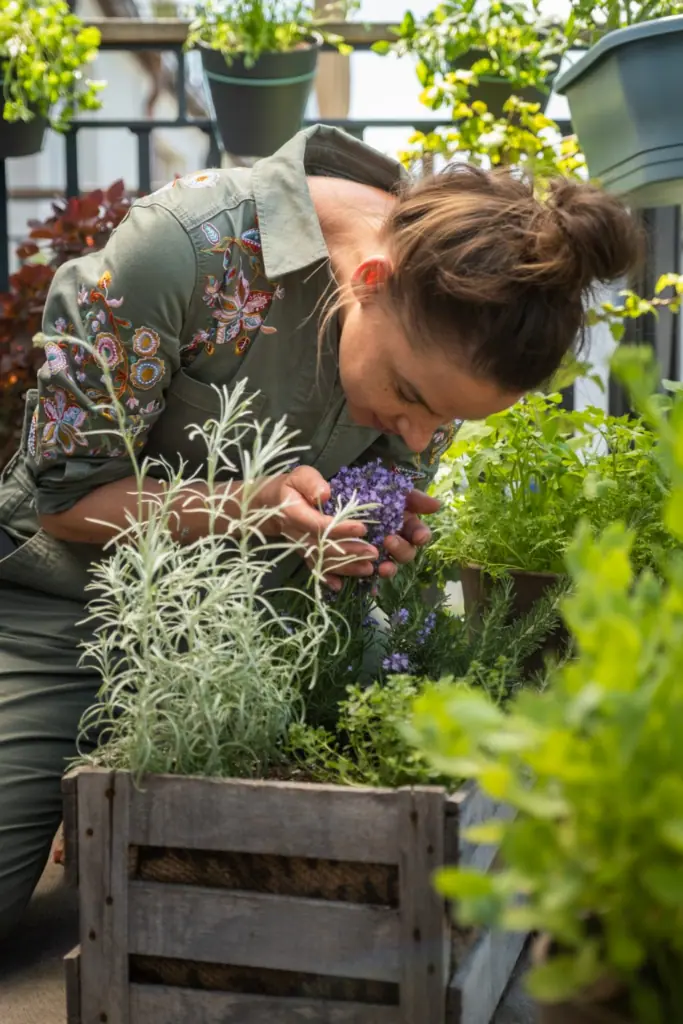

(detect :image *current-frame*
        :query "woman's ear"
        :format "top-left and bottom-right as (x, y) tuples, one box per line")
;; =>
(351, 255), (393, 300)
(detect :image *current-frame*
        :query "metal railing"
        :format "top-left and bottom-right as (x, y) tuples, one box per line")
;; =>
(1, 17), (571, 291)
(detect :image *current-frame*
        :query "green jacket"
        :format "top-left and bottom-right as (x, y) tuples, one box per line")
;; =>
(0, 125), (454, 602)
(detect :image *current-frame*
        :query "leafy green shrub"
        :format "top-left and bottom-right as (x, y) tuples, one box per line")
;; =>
(186, 0), (356, 65)
(410, 347), (683, 1022)
(1, 0), (103, 128)
(289, 573), (566, 788)
(430, 392), (674, 577)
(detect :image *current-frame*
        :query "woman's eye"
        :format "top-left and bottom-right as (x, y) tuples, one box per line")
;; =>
(396, 386), (416, 404)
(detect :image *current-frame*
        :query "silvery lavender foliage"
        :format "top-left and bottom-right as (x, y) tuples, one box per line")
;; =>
(324, 459), (413, 554)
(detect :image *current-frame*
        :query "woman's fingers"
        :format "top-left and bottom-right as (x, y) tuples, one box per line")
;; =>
(384, 533), (418, 565)
(401, 511), (432, 547)
(405, 489), (441, 516)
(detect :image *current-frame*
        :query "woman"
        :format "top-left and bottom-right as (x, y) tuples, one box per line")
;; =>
(0, 124), (639, 938)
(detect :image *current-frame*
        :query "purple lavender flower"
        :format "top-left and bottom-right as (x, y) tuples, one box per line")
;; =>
(390, 607), (410, 628)
(417, 611), (437, 645)
(324, 459), (413, 552)
(382, 652), (412, 674)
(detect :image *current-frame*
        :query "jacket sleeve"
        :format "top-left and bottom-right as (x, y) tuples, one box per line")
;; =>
(363, 422), (460, 492)
(27, 201), (196, 515)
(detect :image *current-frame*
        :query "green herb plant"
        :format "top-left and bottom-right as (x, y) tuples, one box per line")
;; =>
(289, 573), (566, 789)
(375, 2), (563, 95)
(41, 334), (377, 783)
(1, 0), (103, 129)
(410, 347), (683, 1023)
(430, 392), (673, 578)
(186, 0), (358, 66)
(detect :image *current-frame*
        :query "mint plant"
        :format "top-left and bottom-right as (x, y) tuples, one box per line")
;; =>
(410, 347), (683, 1022)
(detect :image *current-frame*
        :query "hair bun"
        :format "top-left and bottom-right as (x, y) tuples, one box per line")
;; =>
(537, 179), (644, 293)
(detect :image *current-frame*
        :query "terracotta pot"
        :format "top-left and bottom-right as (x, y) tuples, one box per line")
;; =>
(460, 563), (569, 674)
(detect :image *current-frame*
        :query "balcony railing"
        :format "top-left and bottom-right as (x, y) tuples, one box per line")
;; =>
(0, 17), (679, 400)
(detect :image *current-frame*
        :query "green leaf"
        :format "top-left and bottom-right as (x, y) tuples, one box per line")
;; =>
(641, 864), (683, 905)
(435, 866), (494, 900)
(463, 821), (505, 844)
(526, 955), (586, 1002)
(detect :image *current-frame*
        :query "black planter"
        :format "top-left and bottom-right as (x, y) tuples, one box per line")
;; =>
(451, 49), (558, 117)
(0, 81), (47, 159)
(555, 15), (683, 207)
(201, 43), (320, 158)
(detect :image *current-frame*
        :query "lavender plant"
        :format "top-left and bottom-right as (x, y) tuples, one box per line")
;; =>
(33, 334), (377, 782)
(323, 459), (414, 564)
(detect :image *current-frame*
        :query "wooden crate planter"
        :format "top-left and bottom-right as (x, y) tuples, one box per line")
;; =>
(62, 768), (525, 1024)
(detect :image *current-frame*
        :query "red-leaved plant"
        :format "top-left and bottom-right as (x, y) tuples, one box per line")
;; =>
(0, 180), (133, 468)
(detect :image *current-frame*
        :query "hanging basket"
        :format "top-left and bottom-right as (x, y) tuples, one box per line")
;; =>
(555, 15), (683, 208)
(450, 49), (559, 117)
(201, 43), (320, 158)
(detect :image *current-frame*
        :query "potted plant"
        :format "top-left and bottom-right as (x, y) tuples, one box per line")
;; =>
(0, 0), (103, 159)
(186, 0), (356, 158)
(555, 5), (683, 206)
(430, 390), (673, 601)
(411, 346), (683, 1024)
(375, 1), (566, 119)
(49, 355), (550, 1023)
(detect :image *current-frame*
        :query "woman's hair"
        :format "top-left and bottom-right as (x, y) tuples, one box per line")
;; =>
(379, 165), (644, 392)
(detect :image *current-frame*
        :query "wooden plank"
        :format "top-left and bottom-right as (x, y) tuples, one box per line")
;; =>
(130, 985), (401, 1024)
(456, 784), (515, 874)
(65, 946), (81, 1024)
(127, 773), (405, 863)
(61, 771), (79, 889)
(398, 788), (448, 1024)
(129, 881), (401, 983)
(447, 929), (527, 1024)
(78, 770), (130, 1024)
(89, 17), (396, 48)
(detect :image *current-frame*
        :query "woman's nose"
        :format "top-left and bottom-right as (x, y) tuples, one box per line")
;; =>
(397, 414), (437, 455)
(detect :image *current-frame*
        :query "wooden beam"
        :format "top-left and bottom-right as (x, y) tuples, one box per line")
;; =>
(88, 17), (397, 48)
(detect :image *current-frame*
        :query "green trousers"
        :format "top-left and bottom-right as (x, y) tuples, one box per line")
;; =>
(0, 581), (97, 941)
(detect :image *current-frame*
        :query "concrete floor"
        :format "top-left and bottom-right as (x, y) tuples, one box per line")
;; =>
(0, 860), (535, 1024)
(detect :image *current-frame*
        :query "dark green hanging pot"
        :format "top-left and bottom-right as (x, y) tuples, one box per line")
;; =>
(201, 43), (320, 158)
(449, 49), (559, 117)
(0, 80), (47, 159)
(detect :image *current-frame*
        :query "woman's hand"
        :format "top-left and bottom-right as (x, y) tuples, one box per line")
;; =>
(256, 466), (380, 590)
(378, 489), (441, 580)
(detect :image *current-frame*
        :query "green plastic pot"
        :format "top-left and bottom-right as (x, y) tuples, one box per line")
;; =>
(451, 49), (558, 117)
(555, 15), (683, 207)
(0, 81), (47, 159)
(201, 43), (319, 158)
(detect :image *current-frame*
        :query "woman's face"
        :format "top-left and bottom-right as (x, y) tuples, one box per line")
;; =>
(339, 298), (522, 454)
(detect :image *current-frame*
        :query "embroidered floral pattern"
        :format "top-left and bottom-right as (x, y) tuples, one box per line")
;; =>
(181, 221), (283, 364)
(32, 271), (169, 461)
(40, 387), (89, 457)
(185, 170), (220, 189)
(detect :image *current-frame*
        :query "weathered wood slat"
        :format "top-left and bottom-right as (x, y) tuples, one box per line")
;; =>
(448, 928), (527, 1024)
(78, 770), (130, 1024)
(88, 17), (395, 48)
(129, 881), (401, 983)
(127, 773), (404, 863)
(398, 789), (448, 1024)
(129, 985), (400, 1024)
(65, 946), (81, 1024)
(456, 784), (515, 874)
(61, 771), (79, 889)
